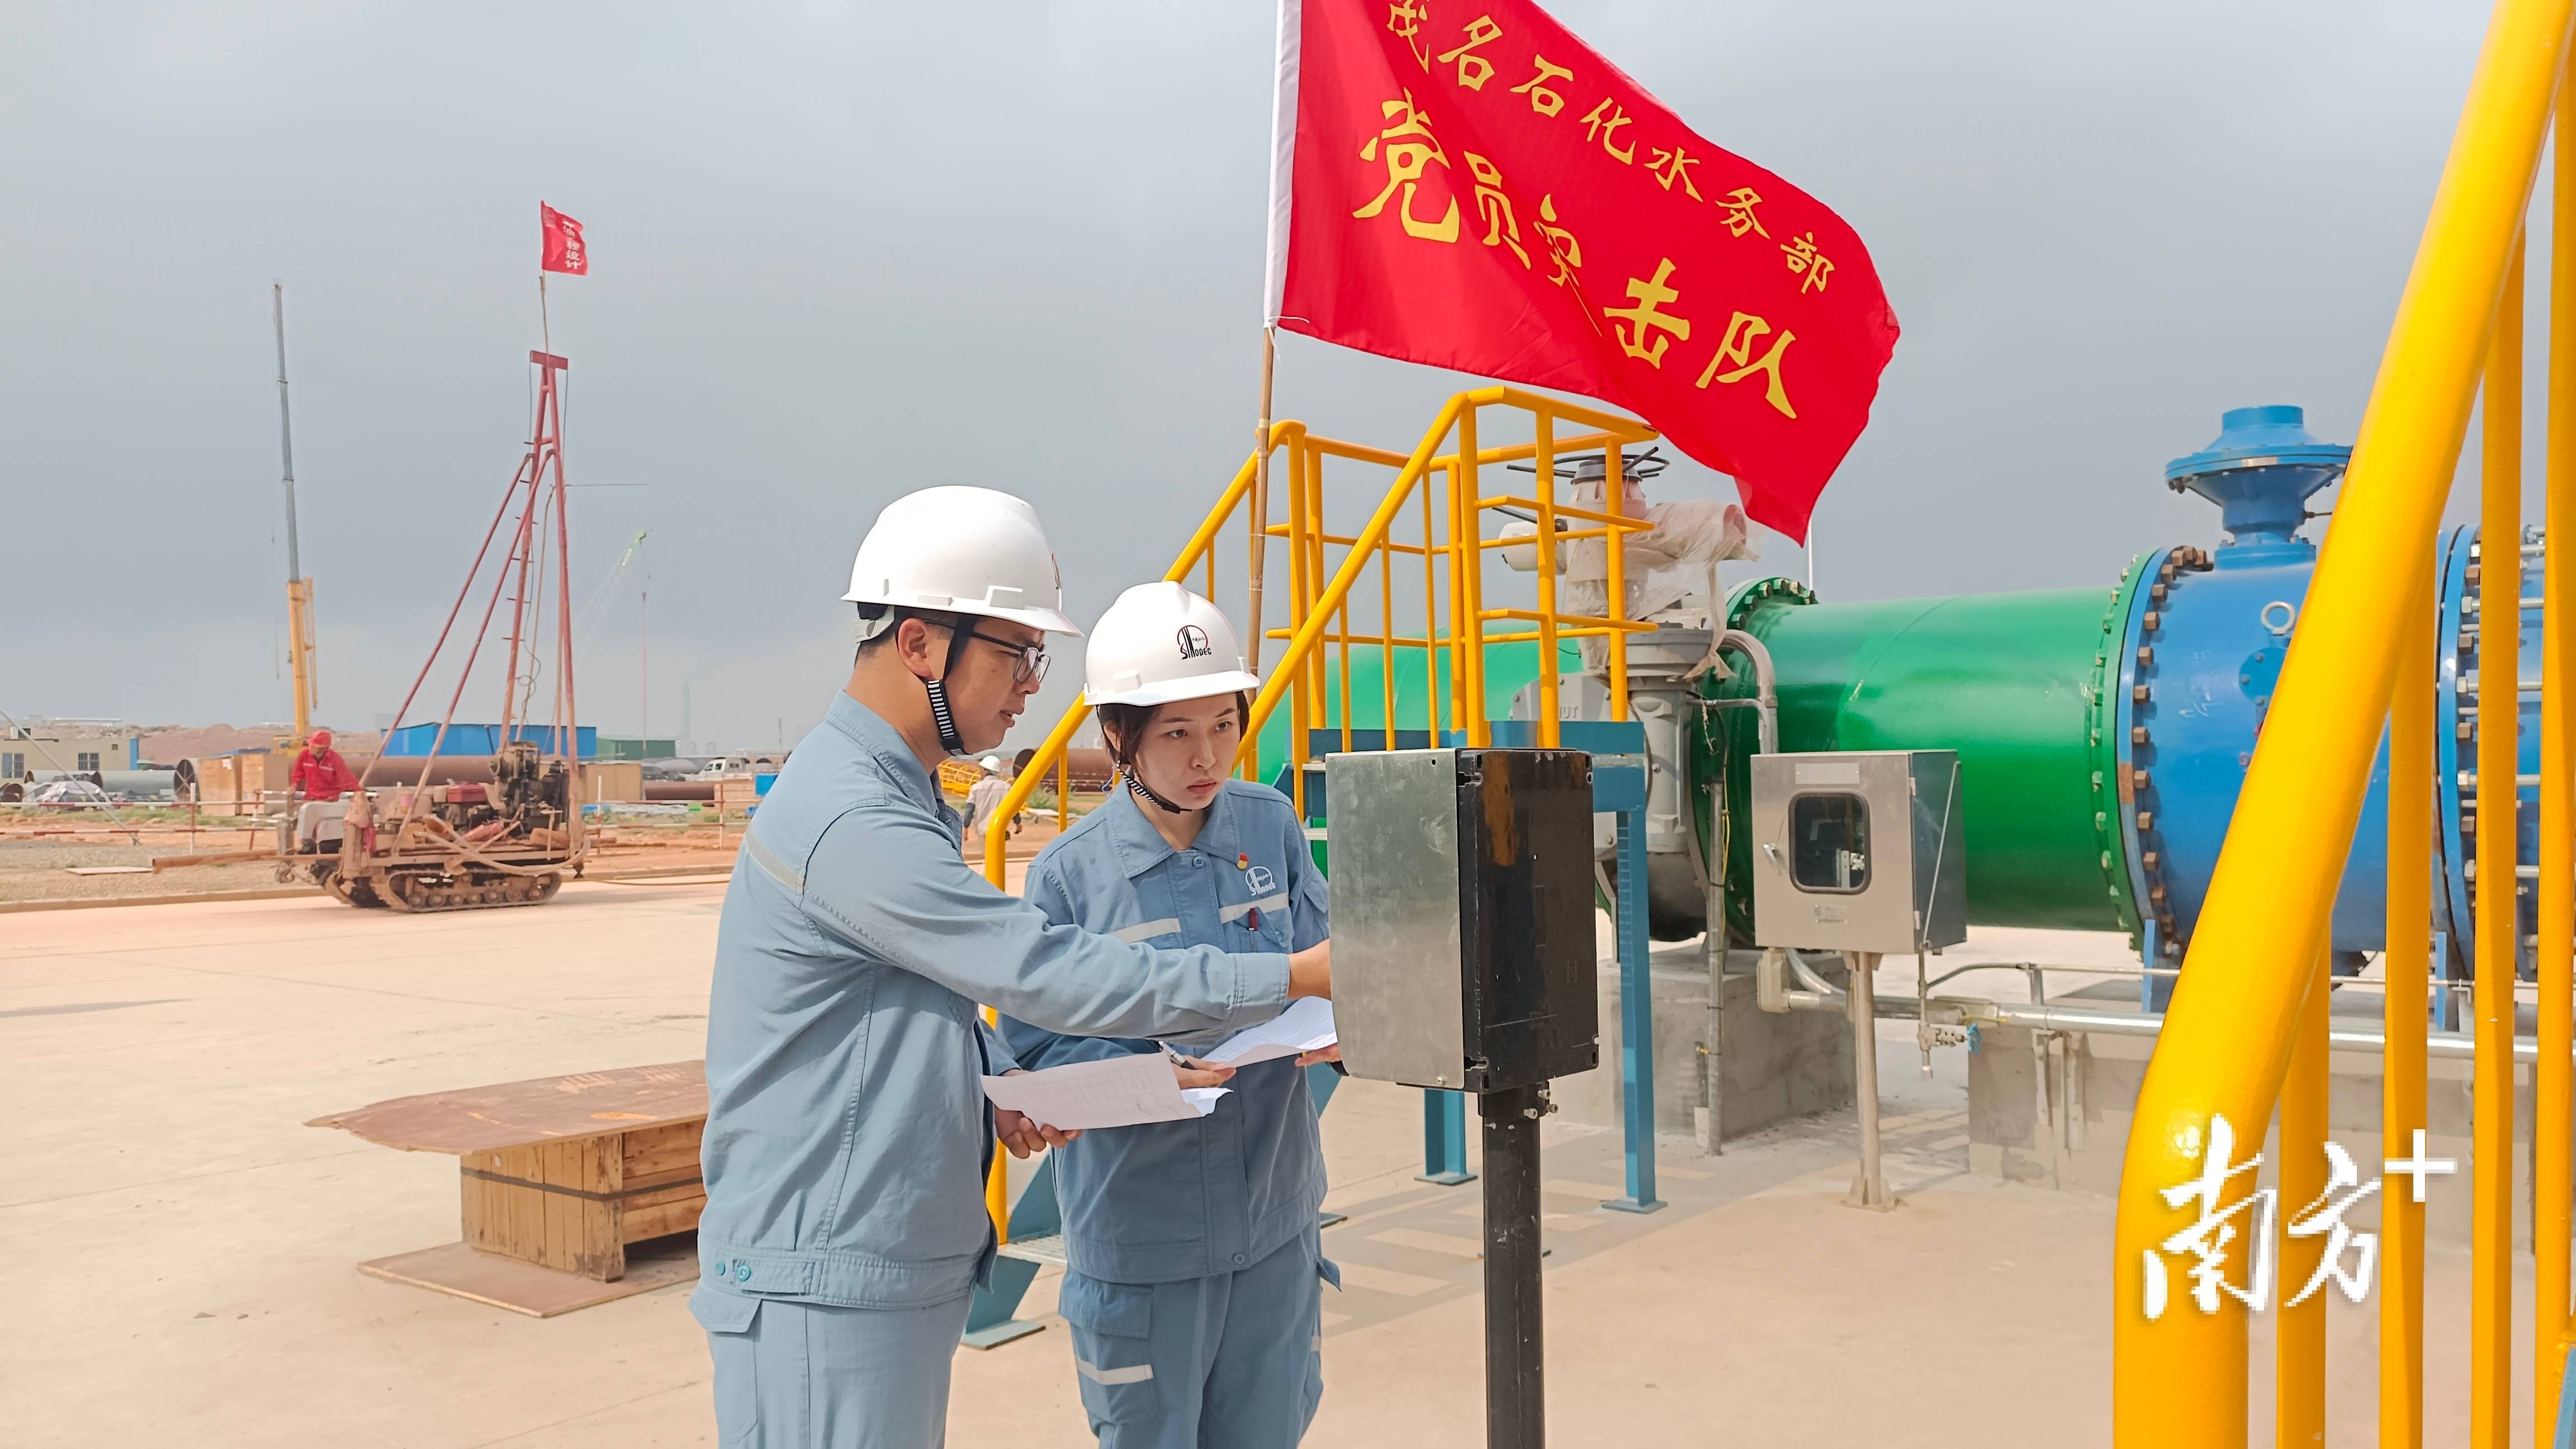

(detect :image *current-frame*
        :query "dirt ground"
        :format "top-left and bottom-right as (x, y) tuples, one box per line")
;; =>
(0, 823), (740, 907)
(0, 791), (1085, 908)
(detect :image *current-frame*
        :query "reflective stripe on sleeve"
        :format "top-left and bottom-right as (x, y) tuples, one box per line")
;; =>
(742, 828), (805, 893)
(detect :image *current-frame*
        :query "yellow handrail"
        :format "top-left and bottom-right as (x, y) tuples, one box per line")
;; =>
(2110, 1), (2576, 1441)
(2543, 63), (2576, 1438)
(2472, 234), (2526, 1449)
(978, 387), (1656, 891)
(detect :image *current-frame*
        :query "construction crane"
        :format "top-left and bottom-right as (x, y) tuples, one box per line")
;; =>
(274, 283), (319, 744)
(574, 529), (648, 655)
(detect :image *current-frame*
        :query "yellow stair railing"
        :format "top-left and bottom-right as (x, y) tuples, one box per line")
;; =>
(2112, 2), (2576, 1443)
(974, 388), (1655, 1239)
(977, 386), (1657, 891)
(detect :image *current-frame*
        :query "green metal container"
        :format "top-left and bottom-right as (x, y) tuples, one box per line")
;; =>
(1700, 574), (2144, 944)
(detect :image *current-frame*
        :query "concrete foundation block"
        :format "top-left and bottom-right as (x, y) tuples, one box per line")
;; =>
(1556, 953), (1854, 1144)
(1967, 1017), (2532, 1248)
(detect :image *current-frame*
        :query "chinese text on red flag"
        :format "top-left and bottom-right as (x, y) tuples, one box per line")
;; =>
(541, 203), (588, 276)
(1267, 0), (1898, 541)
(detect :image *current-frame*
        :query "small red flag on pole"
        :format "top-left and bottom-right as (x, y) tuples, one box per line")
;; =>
(541, 203), (588, 276)
(1265, 0), (1898, 542)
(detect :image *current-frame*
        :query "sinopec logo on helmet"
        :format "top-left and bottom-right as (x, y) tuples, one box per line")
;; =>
(1176, 625), (1214, 661)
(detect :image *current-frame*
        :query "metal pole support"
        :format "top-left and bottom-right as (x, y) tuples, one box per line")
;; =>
(1420, 1091), (1475, 1184)
(1480, 1083), (1549, 1449)
(1846, 949), (1896, 1210)
(1605, 801), (1665, 1212)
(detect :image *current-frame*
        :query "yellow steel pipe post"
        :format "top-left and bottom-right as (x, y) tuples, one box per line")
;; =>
(1055, 747), (1068, 836)
(2110, 0), (2575, 1438)
(985, 1006), (1009, 1238)
(2476, 236), (2528, 1449)
(1379, 532), (1396, 743)
(2276, 940), (2329, 1447)
(1447, 462), (1469, 735)
(2386, 553), (2436, 1449)
(1289, 435), (1311, 728)
(1310, 447), (1332, 736)
(1241, 398), (1469, 755)
(1336, 479), (1354, 754)
(1286, 435), (1312, 818)
(1459, 408), (1492, 746)
(2540, 63), (2576, 1441)
(1531, 406), (1562, 748)
(1422, 457), (1443, 741)
(1606, 443), (1629, 722)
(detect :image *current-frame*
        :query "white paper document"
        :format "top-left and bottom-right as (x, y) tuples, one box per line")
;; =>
(982, 1051), (1230, 1130)
(1200, 997), (1338, 1068)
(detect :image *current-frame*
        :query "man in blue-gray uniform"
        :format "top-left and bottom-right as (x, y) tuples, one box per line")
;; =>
(692, 487), (1332, 1448)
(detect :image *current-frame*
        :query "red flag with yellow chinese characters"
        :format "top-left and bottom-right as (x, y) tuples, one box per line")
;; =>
(1265, 1), (1898, 541)
(541, 203), (588, 276)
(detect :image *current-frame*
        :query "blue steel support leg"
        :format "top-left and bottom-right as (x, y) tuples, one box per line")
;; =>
(1605, 802), (1665, 1214)
(960, 1154), (1059, 1348)
(2139, 918), (2172, 1013)
(1418, 1090), (1475, 1185)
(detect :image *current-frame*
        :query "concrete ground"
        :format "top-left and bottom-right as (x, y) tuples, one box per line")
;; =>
(1, 888), (2520, 1446)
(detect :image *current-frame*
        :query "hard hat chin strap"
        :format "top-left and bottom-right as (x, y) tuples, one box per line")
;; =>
(1124, 769), (1191, 816)
(921, 622), (969, 757)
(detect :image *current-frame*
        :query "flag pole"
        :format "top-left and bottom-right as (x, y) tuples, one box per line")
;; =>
(1247, 325), (1276, 671)
(1251, 0), (1294, 674)
(537, 201), (553, 354)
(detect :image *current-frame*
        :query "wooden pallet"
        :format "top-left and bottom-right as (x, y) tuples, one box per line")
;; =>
(312, 1061), (709, 1314)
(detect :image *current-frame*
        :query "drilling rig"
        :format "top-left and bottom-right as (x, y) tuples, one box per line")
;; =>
(293, 349), (591, 912)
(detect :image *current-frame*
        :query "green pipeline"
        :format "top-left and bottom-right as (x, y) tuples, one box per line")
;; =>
(1702, 572), (2146, 943)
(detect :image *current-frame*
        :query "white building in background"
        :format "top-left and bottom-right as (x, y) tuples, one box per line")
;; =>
(1, 719), (143, 778)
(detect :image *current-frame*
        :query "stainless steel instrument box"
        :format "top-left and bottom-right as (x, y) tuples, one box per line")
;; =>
(1325, 749), (1600, 1093)
(1749, 750), (1966, 955)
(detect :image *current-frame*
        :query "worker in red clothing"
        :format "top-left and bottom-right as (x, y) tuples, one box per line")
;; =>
(288, 730), (361, 854)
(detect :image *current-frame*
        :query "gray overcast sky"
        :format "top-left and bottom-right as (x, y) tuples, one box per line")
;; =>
(0, 1), (2517, 749)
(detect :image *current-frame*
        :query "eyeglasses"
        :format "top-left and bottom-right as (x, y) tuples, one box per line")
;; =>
(955, 626), (1051, 685)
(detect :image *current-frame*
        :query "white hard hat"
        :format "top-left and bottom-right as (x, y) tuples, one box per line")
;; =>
(1083, 582), (1263, 707)
(979, 755), (1005, 774)
(845, 486), (1081, 636)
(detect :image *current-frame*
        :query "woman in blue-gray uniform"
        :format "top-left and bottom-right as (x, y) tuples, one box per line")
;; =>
(1005, 581), (1339, 1448)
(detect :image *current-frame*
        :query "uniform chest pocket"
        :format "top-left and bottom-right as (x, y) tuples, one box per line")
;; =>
(1223, 891), (1294, 949)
